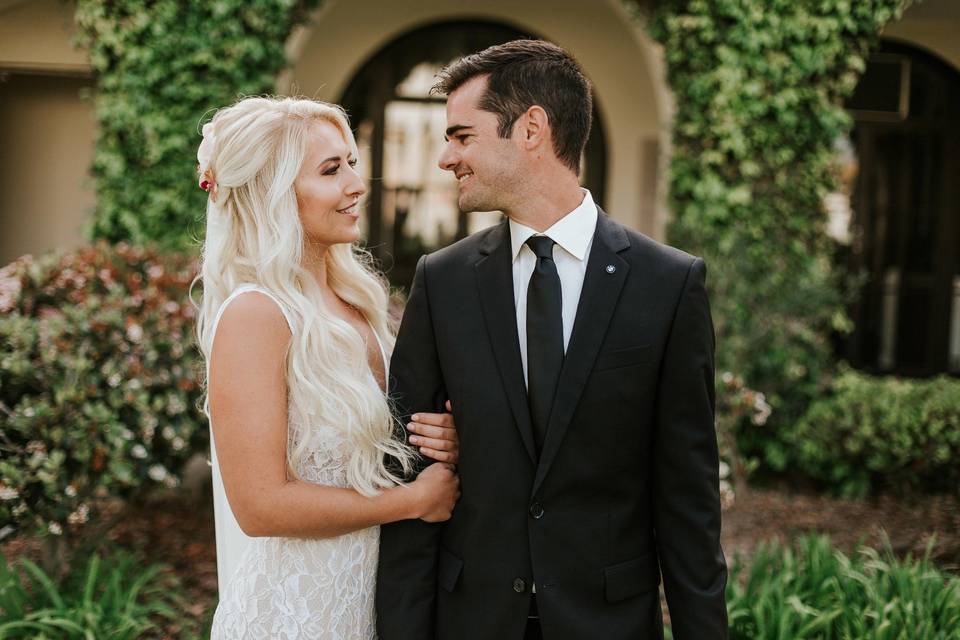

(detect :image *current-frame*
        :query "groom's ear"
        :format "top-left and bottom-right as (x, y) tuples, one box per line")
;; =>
(515, 105), (550, 152)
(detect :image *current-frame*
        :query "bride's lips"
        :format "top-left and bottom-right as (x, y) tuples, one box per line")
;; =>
(336, 201), (359, 217)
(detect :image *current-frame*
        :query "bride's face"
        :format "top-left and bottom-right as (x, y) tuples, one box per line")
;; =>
(294, 120), (366, 247)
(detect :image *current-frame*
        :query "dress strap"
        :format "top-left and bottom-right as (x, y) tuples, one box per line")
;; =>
(211, 284), (294, 339)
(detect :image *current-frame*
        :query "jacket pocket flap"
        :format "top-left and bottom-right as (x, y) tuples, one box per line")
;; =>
(594, 345), (654, 371)
(603, 553), (660, 603)
(438, 547), (463, 593)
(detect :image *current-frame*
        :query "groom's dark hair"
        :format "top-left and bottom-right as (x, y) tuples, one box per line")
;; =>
(432, 39), (592, 174)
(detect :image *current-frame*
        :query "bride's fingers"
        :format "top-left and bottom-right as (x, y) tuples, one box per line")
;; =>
(409, 434), (456, 452)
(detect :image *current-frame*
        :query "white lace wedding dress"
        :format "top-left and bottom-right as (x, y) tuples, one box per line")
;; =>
(208, 285), (388, 639)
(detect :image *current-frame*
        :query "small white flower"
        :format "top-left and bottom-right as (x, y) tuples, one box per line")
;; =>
(148, 465), (168, 482)
(172, 437), (185, 451)
(162, 426), (176, 441)
(108, 373), (122, 388)
(23, 407), (35, 418)
(721, 371), (734, 384)
(128, 378), (142, 390)
(48, 522), (63, 536)
(67, 504), (89, 525)
(120, 429), (134, 441)
(718, 461), (730, 479)
(130, 444), (148, 459)
(126, 323), (144, 343)
(0, 487), (19, 500)
(64, 485), (77, 497)
(719, 479), (735, 510)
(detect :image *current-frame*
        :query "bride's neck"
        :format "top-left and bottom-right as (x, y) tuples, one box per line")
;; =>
(303, 242), (339, 307)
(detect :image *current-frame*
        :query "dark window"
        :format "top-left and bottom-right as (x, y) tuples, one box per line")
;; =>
(843, 42), (960, 376)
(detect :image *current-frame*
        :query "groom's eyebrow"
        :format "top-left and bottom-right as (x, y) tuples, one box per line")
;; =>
(444, 124), (472, 141)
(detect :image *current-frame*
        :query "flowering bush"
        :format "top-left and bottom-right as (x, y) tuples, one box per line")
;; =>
(0, 243), (204, 542)
(714, 371), (773, 508)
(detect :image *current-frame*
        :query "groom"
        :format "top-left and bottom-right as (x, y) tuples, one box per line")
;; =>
(377, 39), (727, 639)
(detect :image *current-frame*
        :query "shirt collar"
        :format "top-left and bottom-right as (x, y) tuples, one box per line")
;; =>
(509, 189), (598, 262)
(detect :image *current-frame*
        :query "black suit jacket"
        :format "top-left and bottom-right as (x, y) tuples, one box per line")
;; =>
(377, 211), (728, 640)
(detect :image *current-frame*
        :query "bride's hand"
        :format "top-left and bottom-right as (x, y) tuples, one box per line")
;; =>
(410, 463), (460, 523)
(407, 400), (459, 464)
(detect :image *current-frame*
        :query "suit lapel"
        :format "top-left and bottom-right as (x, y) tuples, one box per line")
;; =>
(532, 212), (630, 495)
(475, 221), (538, 463)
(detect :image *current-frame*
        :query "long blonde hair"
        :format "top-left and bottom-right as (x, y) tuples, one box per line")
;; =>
(195, 96), (414, 495)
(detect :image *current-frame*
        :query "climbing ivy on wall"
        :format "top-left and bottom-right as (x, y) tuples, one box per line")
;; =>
(75, 0), (321, 249)
(646, 0), (913, 474)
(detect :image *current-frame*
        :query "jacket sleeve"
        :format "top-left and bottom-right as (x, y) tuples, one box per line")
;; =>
(652, 257), (729, 639)
(376, 255), (446, 640)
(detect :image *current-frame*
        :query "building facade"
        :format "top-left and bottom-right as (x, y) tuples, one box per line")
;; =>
(1, 0), (957, 375)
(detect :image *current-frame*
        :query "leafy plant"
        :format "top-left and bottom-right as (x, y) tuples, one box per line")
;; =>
(73, 0), (322, 249)
(788, 369), (960, 496)
(647, 0), (914, 478)
(726, 535), (960, 639)
(0, 549), (180, 639)
(0, 244), (202, 550)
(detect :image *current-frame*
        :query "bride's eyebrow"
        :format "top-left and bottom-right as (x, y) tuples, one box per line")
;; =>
(319, 153), (355, 165)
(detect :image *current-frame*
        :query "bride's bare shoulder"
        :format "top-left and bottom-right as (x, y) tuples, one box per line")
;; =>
(212, 291), (291, 366)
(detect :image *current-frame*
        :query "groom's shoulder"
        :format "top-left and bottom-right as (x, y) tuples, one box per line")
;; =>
(610, 216), (703, 275)
(422, 221), (503, 270)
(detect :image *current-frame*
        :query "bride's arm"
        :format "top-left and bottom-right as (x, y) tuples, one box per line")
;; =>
(209, 292), (458, 539)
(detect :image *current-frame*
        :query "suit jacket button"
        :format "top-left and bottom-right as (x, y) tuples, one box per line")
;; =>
(529, 502), (544, 519)
(513, 578), (526, 593)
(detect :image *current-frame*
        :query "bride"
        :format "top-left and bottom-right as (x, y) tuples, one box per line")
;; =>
(195, 96), (461, 638)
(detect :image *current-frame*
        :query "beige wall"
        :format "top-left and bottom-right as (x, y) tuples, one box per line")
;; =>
(0, 0), (89, 74)
(0, 0), (93, 265)
(283, 0), (672, 238)
(0, 74), (95, 265)
(883, 0), (960, 72)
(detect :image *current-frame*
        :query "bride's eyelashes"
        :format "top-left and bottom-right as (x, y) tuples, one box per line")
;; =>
(323, 158), (358, 176)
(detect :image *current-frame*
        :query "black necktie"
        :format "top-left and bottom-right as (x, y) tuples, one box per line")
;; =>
(525, 235), (563, 455)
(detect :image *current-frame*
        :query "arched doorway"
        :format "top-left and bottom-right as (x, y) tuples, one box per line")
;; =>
(843, 41), (960, 376)
(338, 20), (607, 287)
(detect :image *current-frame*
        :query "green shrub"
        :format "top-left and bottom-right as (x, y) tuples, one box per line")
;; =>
(0, 243), (203, 543)
(787, 369), (960, 496)
(726, 535), (960, 639)
(0, 548), (180, 639)
(74, 0), (321, 249)
(647, 0), (913, 478)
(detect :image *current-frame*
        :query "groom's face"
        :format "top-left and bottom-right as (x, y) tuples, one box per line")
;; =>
(438, 75), (522, 213)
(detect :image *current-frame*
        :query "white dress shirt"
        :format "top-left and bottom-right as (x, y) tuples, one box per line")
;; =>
(510, 189), (598, 387)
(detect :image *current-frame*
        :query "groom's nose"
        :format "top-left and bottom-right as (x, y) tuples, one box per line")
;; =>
(438, 143), (458, 172)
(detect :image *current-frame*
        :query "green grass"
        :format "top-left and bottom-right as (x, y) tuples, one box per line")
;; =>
(0, 549), (180, 639)
(725, 535), (960, 639)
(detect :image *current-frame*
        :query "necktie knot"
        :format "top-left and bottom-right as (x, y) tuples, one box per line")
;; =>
(526, 235), (555, 260)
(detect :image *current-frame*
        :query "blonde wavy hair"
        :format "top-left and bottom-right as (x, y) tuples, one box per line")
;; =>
(195, 96), (414, 495)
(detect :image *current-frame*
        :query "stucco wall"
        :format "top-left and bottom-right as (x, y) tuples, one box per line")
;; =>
(883, 0), (960, 72)
(0, 74), (95, 264)
(0, 0), (88, 74)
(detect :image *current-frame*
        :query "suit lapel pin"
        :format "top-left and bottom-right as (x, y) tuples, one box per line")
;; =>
(605, 264), (616, 274)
